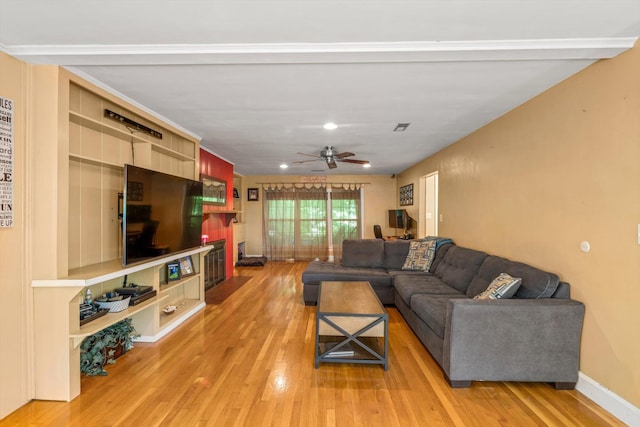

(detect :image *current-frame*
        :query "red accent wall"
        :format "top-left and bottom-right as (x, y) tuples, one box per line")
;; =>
(200, 149), (234, 278)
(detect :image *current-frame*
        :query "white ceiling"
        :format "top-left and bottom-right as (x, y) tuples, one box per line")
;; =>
(1, 1), (639, 176)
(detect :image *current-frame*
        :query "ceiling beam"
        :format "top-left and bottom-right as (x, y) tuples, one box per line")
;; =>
(3, 38), (637, 66)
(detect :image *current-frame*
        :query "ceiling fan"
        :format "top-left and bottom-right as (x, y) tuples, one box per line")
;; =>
(292, 146), (370, 169)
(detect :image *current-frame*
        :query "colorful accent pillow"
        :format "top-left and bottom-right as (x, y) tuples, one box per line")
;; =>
(473, 273), (522, 300)
(402, 239), (437, 271)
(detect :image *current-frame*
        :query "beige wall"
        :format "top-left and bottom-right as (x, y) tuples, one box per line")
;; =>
(2, 39), (638, 417)
(241, 175), (397, 257)
(0, 52), (31, 418)
(398, 43), (640, 406)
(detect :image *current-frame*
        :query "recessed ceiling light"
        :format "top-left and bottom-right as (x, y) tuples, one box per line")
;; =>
(363, 163), (371, 168)
(280, 163), (288, 169)
(394, 123), (410, 132)
(323, 122), (338, 130)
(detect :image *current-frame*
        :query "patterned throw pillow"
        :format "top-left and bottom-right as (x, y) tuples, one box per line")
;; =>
(402, 239), (437, 271)
(474, 273), (522, 300)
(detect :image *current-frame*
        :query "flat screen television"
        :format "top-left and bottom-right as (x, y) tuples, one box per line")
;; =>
(122, 164), (203, 266)
(388, 209), (409, 229)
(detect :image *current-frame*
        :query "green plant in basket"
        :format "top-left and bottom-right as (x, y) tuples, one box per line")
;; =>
(80, 319), (139, 376)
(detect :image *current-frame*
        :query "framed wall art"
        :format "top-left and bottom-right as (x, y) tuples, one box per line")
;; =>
(248, 188), (259, 201)
(400, 183), (413, 206)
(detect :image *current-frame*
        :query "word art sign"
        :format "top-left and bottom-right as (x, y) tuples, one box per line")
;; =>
(0, 96), (14, 227)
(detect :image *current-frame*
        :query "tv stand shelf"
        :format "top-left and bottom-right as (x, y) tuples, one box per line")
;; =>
(32, 246), (211, 402)
(70, 296), (158, 347)
(160, 273), (201, 294)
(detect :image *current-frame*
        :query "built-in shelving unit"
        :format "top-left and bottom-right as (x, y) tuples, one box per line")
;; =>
(31, 70), (206, 403)
(232, 174), (245, 263)
(33, 246), (210, 402)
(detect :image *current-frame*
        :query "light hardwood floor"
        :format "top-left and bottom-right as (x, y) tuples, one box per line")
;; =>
(3, 261), (623, 426)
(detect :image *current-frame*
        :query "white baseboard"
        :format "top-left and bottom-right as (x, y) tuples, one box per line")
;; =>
(576, 372), (640, 427)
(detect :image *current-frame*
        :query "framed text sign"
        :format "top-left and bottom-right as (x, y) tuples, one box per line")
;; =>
(0, 96), (13, 227)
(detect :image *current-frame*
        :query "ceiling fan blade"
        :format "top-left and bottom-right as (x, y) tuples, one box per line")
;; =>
(339, 158), (369, 165)
(327, 159), (338, 169)
(292, 158), (321, 164)
(296, 152), (321, 158)
(334, 151), (355, 159)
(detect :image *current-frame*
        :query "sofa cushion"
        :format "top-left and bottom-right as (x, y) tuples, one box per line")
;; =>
(383, 240), (411, 269)
(433, 246), (488, 294)
(301, 261), (392, 288)
(402, 240), (437, 271)
(411, 294), (469, 339)
(473, 273), (522, 300)
(342, 239), (385, 268)
(429, 242), (454, 272)
(393, 274), (464, 307)
(387, 269), (432, 279)
(466, 255), (559, 299)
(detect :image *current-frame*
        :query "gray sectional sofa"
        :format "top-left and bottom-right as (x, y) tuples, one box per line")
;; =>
(302, 239), (585, 389)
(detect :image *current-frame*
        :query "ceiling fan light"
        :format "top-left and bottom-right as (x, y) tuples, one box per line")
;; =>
(323, 122), (338, 130)
(363, 163), (371, 168)
(279, 163), (288, 169)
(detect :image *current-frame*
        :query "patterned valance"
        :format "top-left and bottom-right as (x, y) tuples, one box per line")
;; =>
(258, 182), (368, 190)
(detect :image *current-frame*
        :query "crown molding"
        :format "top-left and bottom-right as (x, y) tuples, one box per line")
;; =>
(3, 38), (637, 66)
(199, 145), (235, 166)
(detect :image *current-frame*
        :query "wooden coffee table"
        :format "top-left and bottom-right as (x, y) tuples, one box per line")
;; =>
(314, 281), (388, 370)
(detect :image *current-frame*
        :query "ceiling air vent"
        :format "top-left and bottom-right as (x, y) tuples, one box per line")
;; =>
(394, 123), (410, 132)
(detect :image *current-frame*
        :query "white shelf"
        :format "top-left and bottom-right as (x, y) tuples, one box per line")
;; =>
(70, 111), (195, 162)
(70, 296), (158, 348)
(69, 111), (151, 145)
(69, 153), (124, 169)
(151, 141), (195, 162)
(33, 246), (211, 286)
(158, 298), (202, 329)
(160, 273), (201, 294)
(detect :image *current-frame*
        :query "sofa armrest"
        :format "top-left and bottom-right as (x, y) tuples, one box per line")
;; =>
(442, 298), (585, 387)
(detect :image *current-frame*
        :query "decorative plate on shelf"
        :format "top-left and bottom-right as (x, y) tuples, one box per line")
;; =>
(162, 305), (177, 315)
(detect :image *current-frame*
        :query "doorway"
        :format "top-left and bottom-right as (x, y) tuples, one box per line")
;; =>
(424, 172), (438, 237)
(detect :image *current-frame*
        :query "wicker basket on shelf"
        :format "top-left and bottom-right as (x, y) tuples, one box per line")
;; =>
(95, 296), (131, 313)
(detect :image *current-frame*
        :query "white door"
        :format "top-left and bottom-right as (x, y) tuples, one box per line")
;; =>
(424, 172), (438, 236)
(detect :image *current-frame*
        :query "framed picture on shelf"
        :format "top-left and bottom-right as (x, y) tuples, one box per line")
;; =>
(233, 187), (240, 199)
(178, 256), (195, 277)
(400, 183), (414, 206)
(166, 261), (181, 282)
(248, 188), (259, 201)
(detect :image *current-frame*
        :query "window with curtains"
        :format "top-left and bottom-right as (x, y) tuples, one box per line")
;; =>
(330, 186), (361, 260)
(262, 184), (362, 261)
